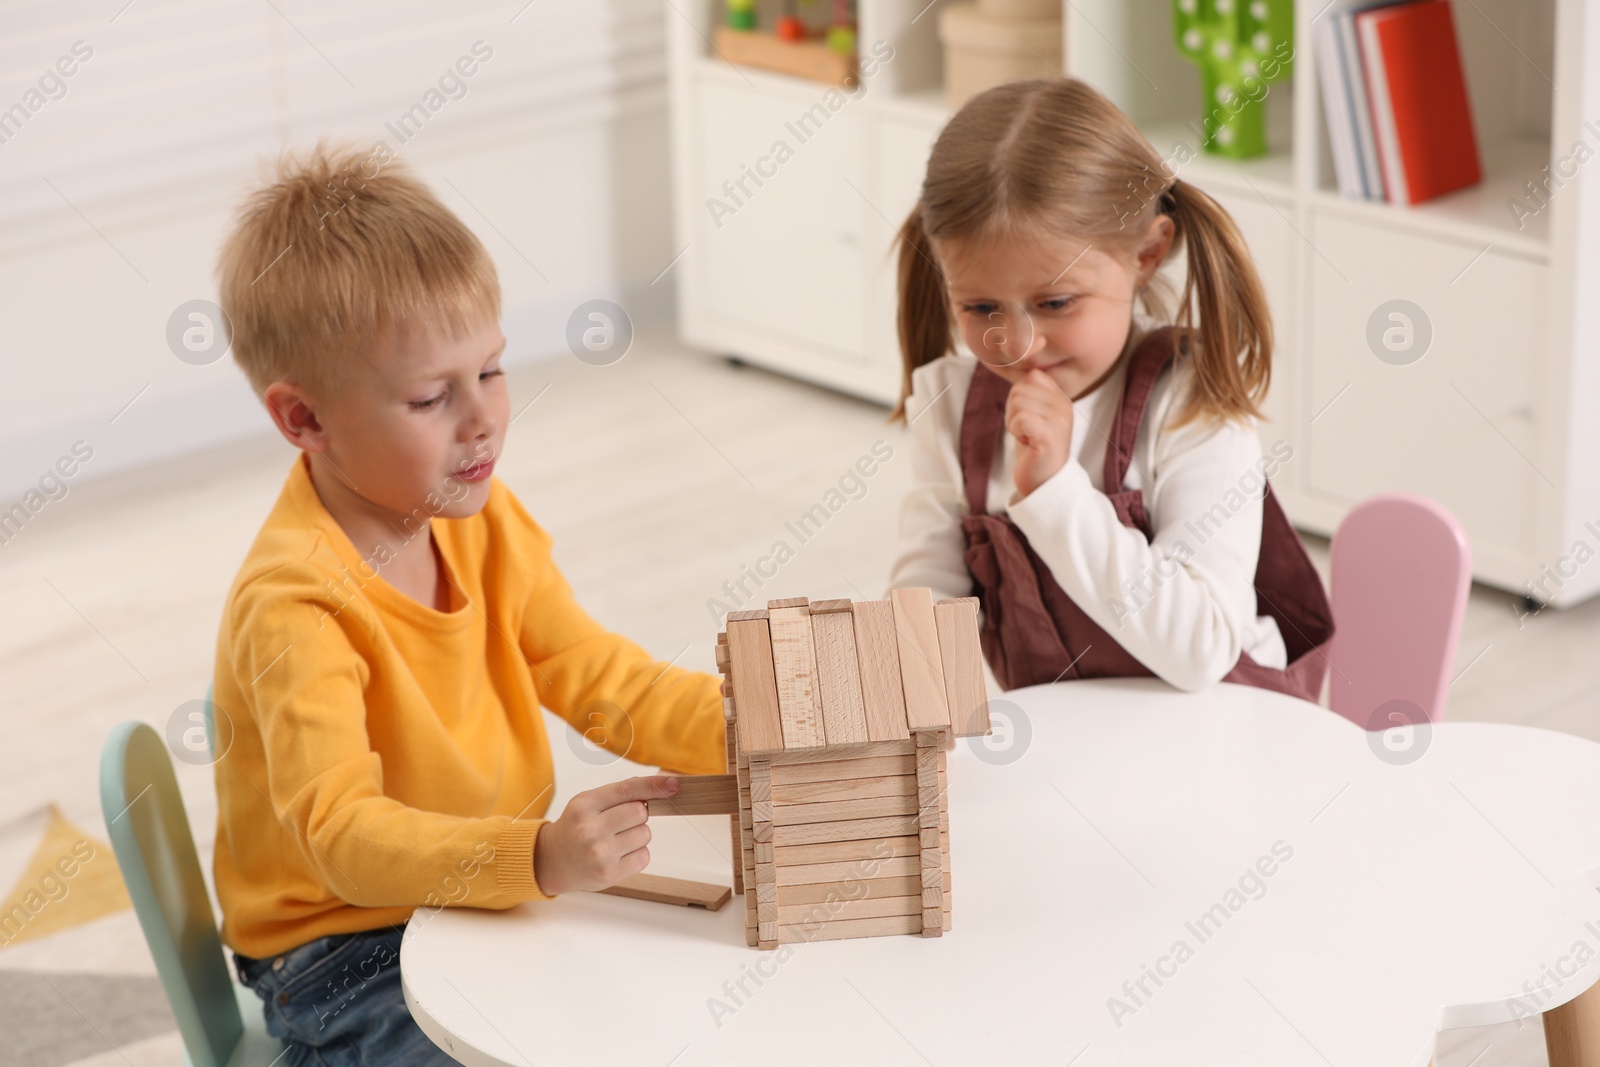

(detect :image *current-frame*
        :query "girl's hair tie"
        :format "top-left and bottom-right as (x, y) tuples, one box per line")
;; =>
(1160, 180), (1182, 212)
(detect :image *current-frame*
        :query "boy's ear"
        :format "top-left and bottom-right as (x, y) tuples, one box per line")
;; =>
(262, 380), (332, 454)
(1136, 214), (1176, 289)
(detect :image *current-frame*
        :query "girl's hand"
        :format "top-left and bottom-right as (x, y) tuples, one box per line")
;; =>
(1006, 368), (1075, 499)
(532, 775), (679, 895)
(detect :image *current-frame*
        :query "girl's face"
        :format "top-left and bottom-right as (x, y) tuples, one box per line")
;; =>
(937, 217), (1173, 400)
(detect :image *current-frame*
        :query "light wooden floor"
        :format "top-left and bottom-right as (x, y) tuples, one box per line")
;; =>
(0, 323), (1591, 1066)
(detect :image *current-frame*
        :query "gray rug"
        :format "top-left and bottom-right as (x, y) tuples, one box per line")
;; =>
(0, 971), (174, 1067)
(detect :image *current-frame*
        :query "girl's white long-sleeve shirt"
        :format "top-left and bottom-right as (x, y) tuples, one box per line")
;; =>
(885, 325), (1289, 693)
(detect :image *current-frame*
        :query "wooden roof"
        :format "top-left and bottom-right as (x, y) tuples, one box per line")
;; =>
(717, 589), (991, 757)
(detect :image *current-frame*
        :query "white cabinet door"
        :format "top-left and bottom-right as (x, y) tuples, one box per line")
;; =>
(694, 77), (867, 363)
(1304, 210), (1547, 575)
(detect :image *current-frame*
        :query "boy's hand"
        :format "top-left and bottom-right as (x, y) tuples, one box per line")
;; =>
(1006, 368), (1075, 499)
(533, 775), (679, 896)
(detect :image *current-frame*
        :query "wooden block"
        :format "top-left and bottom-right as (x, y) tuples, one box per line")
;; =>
(756, 879), (777, 904)
(768, 606), (826, 749)
(759, 919), (779, 943)
(778, 893), (923, 925)
(774, 834), (921, 867)
(749, 775), (771, 803)
(754, 841), (774, 864)
(915, 728), (948, 747)
(771, 793), (919, 826)
(595, 873), (732, 910)
(810, 608), (870, 744)
(922, 885), (944, 908)
(808, 598), (853, 613)
(731, 819), (744, 895)
(728, 608), (770, 621)
(753, 821), (773, 843)
(758, 898), (778, 923)
(920, 826), (940, 848)
(767, 738), (914, 765)
(767, 596), (810, 609)
(776, 871), (951, 906)
(752, 799), (774, 824)
(771, 774), (917, 806)
(714, 641), (731, 672)
(777, 914), (922, 944)
(772, 812), (946, 847)
(935, 597), (990, 737)
(890, 588), (951, 730)
(851, 600), (911, 741)
(921, 908), (944, 937)
(647, 774), (739, 816)
(776, 855), (921, 886)
(728, 619), (786, 754)
(770, 753), (915, 784)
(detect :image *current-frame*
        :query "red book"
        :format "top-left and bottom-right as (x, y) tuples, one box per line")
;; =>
(1356, 0), (1482, 205)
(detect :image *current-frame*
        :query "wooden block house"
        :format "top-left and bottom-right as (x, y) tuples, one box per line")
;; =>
(650, 588), (991, 949)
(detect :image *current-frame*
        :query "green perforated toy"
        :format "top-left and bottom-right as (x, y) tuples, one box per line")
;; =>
(1173, 0), (1293, 158)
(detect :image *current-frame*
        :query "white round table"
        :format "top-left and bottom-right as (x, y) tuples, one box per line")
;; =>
(400, 679), (1600, 1066)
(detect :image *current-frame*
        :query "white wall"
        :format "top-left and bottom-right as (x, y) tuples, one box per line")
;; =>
(0, 0), (681, 502)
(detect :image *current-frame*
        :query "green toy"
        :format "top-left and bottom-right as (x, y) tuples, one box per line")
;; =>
(1173, 0), (1293, 158)
(727, 0), (755, 30)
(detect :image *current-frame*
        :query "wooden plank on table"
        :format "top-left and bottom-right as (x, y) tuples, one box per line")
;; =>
(778, 914), (923, 944)
(776, 855), (922, 886)
(770, 753), (916, 784)
(772, 793), (919, 826)
(647, 774), (739, 816)
(808, 598), (853, 613)
(810, 607), (869, 744)
(728, 619), (785, 754)
(771, 774), (916, 806)
(767, 596), (810, 609)
(776, 871), (951, 906)
(777, 831), (947, 870)
(852, 600), (911, 741)
(772, 810), (948, 847)
(596, 873), (732, 910)
(768, 738), (914, 765)
(778, 894), (924, 925)
(774, 834), (922, 867)
(890, 588), (951, 731)
(768, 605), (826, 749)
(935, 596), (990, 737)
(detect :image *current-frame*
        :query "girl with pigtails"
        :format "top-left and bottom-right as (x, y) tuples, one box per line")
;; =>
(886, 77), (1333, 698)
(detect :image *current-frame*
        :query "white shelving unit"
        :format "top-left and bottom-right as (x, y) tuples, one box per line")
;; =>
(667, 0), (1600, 605)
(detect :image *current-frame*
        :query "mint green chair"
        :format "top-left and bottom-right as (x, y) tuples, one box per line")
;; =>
(99, 720), (287, 1066)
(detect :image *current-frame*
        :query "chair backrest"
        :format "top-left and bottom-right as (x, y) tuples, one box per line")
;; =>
(1328, 493), (1472, 728)
(99, 721), (243, 1067)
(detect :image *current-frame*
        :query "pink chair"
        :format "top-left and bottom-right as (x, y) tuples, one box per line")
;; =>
(1327, 493), (1473, 728)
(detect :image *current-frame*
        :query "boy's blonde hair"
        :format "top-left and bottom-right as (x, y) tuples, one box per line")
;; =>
(894, 77), (1272, 429)
(215, 140), (501, 399)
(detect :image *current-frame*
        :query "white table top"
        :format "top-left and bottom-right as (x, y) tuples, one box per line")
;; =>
(400, 679), (1600, 1067)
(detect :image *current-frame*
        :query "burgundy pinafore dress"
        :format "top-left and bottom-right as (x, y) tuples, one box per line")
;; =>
(958, 326), (1334, 701)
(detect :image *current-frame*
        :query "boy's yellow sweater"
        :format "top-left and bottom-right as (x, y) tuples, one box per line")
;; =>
(212, 453), (726, 960)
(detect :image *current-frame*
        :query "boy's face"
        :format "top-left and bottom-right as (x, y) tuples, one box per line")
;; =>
(303, 315), (509, 523)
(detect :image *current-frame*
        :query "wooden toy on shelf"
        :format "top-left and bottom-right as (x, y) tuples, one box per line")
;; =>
(712, 0), (859, 87)
(650, 589), (992, 949)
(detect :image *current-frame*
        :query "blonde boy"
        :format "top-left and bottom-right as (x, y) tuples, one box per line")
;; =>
(210, 142), (725, 1064)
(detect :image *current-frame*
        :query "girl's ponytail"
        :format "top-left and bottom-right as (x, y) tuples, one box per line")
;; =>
(891, 200), (953, 423)
(1162, 178), (1272, 427)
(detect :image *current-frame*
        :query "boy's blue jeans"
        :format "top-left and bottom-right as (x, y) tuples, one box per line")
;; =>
(233, 924), (462, 1066)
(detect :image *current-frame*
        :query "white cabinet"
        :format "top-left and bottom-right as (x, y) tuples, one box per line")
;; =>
(696, 79), (867, 363)
(1303, 212), (1547, 584)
